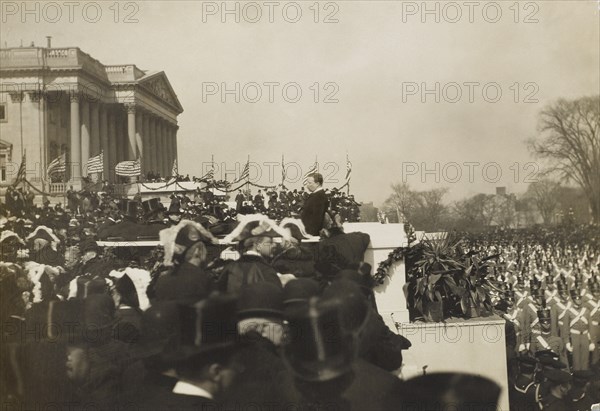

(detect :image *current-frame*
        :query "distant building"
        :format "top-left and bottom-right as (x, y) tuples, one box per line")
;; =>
(0, 45), (183, 190)
(496, 186), (507, 196)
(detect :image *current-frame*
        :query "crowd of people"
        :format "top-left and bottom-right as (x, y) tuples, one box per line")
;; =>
(461, 225), (600, 410)
(2, 175), (599, 410)
(1, 174), (422, 411)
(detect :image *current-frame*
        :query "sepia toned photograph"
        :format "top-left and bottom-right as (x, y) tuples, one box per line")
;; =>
(0, 1), (599, 410)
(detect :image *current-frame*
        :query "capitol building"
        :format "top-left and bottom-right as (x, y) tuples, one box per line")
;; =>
(0, 41), (183, 191)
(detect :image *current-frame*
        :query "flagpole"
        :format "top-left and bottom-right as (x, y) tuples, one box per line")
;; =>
(281, 154), (285, 188)
(246, 155), (250, 192)
(346, 152), (350, 195)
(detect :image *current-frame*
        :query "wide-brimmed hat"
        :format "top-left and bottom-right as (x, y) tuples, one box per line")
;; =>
(159, 220), (219, 266)
(279, 218), (313, 242)
(223, 214), (291, 244)
(283, 297), (354, 382)
(26, 226), (61, 246)
(0, 230), (25, 245)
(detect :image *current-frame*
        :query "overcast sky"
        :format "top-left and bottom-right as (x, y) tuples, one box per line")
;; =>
(2, 1), (598, 205)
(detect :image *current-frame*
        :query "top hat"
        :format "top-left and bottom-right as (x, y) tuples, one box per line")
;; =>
(283, 297), (355, 382)
(119, 199), (139, 219)
(322, 279), (370, 335)
(142, 198), (165, 216)
(237, 282), (284, 320)
(44, 294), (116, 345)
(74, 275), (108, 299)
(132, 300), (181, 362)
(282, 278), (320, 310)
(164, 294), (239, 364)
(393, 373), (501, 410)
(78, 238), (99, 254)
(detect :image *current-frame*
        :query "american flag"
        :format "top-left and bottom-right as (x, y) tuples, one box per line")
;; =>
(13, 152), (26, 185)
(47, 153), (66, 177)
(345, 153), (352, 184)
(86, 151), (104, 174)
(171, 158), (178, 177)
(239, 160), (250, 181)
(302, 161), (318, 185)
(281, 154), (286, 186)
(115, 158), (141, 177)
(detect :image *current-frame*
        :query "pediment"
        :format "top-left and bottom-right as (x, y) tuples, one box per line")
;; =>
(138, 72), (183, 113)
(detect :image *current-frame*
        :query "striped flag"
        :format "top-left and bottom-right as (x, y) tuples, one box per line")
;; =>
(345, 153), (352, 184)
(302, 161), (318, 185)
(86, 151), (104, 174)
(171, 158), (178, 176)
(47, 153), (66, 177)
(239, 160), (250, 181)
(205, 164), (215, 180)
(281, 154), (286, 186)
(115, 158), (141, 177)
(12, 152), (26, 185)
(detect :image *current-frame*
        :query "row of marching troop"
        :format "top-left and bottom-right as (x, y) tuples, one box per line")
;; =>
(461, 227), (600, 411)
(1, 182), (506, 411)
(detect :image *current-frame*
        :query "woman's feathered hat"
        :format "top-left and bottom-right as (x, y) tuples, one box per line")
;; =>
(279, 218), (314, 241)
(26, 226), (61, 250)
(159, 220), (219, 266)
(222, 214), (291, 244)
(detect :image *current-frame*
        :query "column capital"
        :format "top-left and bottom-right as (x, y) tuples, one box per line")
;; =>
(27, 90), (44, 102)
(125, 103), (137, 114)
(69, 91), (80, 103)
(8, 92), (24, 103)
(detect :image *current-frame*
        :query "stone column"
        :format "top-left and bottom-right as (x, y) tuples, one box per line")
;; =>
(142, 112), (150, 176)
(100, 104), (109, 179)
(69, 92), (81, 182)
(90, 102), (100, 156)
(136, 110), (144, 176)
(164, 123), (172, 176)
(159, 120), (167, 177)
(107, 108), (117, 182)
(126, 104), (137, 160)
(80, 98), (90, 177)
(173, 125), (178, 169)
(90, 102), (100, 181)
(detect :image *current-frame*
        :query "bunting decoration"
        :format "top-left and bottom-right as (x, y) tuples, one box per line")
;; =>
(86, 151), (104, 174)
(115, 158), (141, 177)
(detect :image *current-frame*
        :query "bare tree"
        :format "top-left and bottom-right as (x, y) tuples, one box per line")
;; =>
(383, 182), (416, 223)
(525, 179), (561, 224)
(414, 188), (449, 231)
(529, 96), (600, 223)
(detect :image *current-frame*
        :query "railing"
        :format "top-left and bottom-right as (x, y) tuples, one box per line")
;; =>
(49, 182), (67, 194)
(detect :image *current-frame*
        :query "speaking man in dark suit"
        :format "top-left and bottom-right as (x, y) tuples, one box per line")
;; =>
(301, 173), (329, 236)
